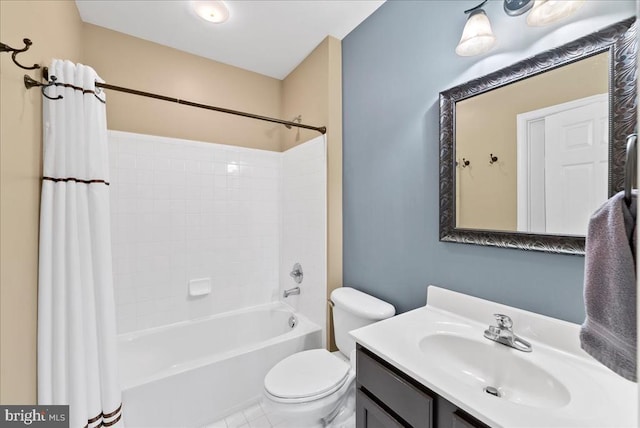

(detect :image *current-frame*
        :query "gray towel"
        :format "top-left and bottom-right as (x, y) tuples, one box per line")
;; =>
(580, 191), (637, 382)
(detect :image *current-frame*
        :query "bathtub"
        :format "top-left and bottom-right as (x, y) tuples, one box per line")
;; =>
(118, 302), (322, 427)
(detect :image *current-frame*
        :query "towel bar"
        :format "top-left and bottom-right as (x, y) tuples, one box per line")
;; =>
(623, 133), (637, 206)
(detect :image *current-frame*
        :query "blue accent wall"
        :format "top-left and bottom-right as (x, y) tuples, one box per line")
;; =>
(342, 0), (635, 323)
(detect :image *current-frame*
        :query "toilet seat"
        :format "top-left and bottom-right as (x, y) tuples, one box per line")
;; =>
(264, 349), (351, 404)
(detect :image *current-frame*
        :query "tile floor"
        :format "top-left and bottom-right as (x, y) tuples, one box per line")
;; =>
(201, 401), (288, 428)
(201, 400), (354, 428)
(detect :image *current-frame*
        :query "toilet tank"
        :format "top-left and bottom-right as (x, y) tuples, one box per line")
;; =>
(330, 287), (395, 357)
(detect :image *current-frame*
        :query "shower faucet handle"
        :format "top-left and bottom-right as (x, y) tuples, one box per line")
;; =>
(290, 263), (303, 284)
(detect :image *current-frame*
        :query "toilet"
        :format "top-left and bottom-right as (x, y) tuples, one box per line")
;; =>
(262, 287), (395, 427)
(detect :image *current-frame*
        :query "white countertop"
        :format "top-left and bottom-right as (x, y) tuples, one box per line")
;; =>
(350, 286), (637, 428)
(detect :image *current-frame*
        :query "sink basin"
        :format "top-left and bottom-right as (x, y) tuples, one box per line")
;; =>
(419, 333), (571, 409)
(351, 286), (638, 427)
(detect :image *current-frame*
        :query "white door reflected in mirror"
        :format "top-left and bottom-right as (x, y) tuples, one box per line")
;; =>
(516, 94), (608, 235)
(454, 51), (609, 236)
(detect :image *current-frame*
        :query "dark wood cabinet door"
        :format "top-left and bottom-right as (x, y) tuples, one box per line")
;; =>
(356, 389), (405, 428)
(357, 349), (433, 428)
(451, 411), (489, 428)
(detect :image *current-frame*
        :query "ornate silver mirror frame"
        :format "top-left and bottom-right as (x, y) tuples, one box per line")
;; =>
(439, 17), (637, 255)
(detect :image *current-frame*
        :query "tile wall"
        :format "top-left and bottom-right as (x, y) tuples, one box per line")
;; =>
(279, 136), (327, 346)
(108, 131), (282, 333)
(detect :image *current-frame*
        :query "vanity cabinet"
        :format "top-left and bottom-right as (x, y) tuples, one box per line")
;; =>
(356, 345), (490, 428)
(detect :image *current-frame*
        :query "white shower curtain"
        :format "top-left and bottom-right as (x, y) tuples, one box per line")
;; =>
(38, 60), (123, 428)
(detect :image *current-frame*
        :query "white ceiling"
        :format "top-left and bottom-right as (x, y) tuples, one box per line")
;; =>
(75, 0), (385, 80)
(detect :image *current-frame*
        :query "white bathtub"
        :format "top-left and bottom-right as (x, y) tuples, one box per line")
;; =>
(118, 302), (322, 427)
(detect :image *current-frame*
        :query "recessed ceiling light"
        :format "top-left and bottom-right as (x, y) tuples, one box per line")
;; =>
(192, 1), (230, 24)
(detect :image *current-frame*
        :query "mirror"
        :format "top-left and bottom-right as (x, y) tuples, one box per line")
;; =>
(439, 18), (637, 255)
(456, 52), (609, 235)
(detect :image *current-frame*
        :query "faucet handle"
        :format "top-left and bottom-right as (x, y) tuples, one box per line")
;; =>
(493, 314), (513, 329)
(289, 263), (303, 284)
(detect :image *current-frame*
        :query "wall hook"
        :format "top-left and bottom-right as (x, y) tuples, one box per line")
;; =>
(456, 158), (471, 168)
(24, 74), (62, 100)
(489, 153), (498, 164)
(0, 39), (40, 70)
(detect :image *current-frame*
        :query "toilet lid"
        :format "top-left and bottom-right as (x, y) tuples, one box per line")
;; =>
(264, 349), (351, 401)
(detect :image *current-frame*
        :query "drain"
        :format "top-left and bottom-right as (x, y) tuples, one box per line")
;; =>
(288, 315), (298, 329)
(483, 386), (501, 397)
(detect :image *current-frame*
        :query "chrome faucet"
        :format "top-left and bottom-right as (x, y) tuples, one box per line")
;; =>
(484, 314), (532, 352)
(283, 286), (300, 298)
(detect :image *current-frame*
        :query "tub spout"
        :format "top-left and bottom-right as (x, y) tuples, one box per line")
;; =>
(283, 286), (300, 298)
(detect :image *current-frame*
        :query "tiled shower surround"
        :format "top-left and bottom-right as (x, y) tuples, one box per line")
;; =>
(280, 140), (327, 344)
(108, 131), (325, 334)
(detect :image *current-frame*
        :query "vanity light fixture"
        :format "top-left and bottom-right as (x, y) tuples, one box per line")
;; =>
(192, 0), (230, 24)
(503, 0), (534, 16)
(457, 0), (587, 57)
(455, 0), (496, 57)
(526, 0), (585, 27)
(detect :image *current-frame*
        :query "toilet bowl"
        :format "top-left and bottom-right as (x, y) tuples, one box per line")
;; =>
(263, 349), (355, 425)
(262, 287), (395, 427)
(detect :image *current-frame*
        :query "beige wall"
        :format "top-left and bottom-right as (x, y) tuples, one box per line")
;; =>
(1, 5), (343, 400)
(281, 37), (343, 349)
(0, 0), (84, 404)
(456, 52), (608, 231)
(82, 24), (283, 151)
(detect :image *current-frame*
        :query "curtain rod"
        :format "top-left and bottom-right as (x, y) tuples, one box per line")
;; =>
(40, 67), (326, 135)
(4, 36), (327, 135)
(94, 80), (327, 135)
(3, 35), (327, 134)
